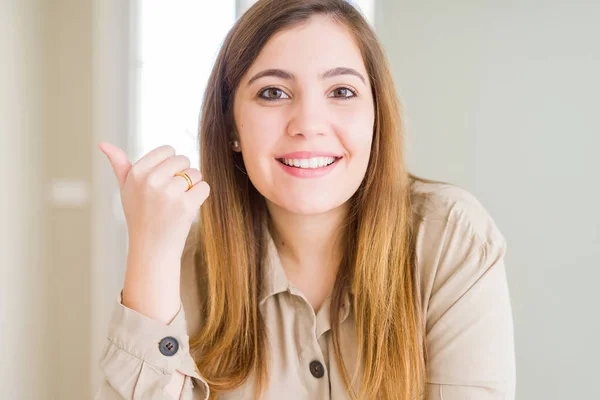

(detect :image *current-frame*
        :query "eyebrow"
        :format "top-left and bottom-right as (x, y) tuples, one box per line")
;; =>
(246, 67), (367, 86)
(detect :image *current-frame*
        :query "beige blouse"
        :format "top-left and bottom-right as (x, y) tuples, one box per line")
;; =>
(95, 181), (516, 399)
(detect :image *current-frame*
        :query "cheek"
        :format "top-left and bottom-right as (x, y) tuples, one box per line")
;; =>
(336, 108), (375, 156)
(238, 106), (284, 146)
(236, 110), (282, 185)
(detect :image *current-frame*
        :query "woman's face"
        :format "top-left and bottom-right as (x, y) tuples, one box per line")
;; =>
(233, 15), (375, 215)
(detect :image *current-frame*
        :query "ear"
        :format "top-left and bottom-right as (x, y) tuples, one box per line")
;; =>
(231, 139), (241, 152)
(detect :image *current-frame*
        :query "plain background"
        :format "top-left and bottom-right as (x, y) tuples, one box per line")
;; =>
(1, 0), (598, 399)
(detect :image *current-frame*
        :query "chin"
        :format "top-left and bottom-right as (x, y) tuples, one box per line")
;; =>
(275, 194), (348, 216)
(285, 203), (334, 216)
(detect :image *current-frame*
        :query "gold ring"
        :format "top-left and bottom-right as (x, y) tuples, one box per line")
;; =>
(174, 172), (193, 190)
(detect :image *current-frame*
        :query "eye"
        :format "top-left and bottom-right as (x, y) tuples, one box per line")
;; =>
(328, 87), (357, 99)
(258, 87), (290, 101)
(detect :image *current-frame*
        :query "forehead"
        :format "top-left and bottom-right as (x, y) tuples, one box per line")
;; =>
(247, 15), (367, 78)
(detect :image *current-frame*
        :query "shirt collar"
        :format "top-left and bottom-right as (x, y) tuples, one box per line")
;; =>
(259, 223), (355, 305)
(259, 226), (291, 304)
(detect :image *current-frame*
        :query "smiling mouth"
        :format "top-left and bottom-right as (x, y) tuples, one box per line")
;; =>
(276, 156), (341, 169)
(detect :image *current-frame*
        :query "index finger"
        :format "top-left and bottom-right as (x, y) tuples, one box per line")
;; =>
(132, 145), (177, 174)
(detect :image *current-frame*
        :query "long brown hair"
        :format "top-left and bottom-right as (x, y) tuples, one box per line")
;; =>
(189, 0), (427, 398)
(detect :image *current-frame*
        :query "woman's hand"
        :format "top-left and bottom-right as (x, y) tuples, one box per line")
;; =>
(98, 142), (210, 323)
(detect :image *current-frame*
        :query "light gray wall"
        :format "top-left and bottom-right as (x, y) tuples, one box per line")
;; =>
(376, 1), (600, 399)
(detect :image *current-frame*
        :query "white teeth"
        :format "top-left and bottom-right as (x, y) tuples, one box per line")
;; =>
(280, 156), (337, 169)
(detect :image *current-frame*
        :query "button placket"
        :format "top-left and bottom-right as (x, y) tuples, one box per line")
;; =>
(287, 289), (327, 386)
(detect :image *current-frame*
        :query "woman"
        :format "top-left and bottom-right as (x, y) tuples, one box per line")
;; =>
(96, 0), (515, 399)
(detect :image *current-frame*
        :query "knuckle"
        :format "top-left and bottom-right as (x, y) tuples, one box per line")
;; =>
(178, 156), (191, 169)
(195, 182), (210, 199)
(188, 170), (201, 183)
(145, 172), (162, 188)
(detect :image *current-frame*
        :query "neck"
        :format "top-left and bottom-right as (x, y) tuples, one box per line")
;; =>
(266, 201), (348, 275)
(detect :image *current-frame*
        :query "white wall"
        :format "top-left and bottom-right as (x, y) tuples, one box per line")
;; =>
(0, 0), (49, 398)
(376, 1), (600, 399)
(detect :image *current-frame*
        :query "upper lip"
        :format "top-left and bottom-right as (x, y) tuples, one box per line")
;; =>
(276, 151), (342, 159)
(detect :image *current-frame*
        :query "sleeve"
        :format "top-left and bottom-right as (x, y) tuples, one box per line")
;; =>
(94, 292), (210, 400)
(421, 191), (516, 399)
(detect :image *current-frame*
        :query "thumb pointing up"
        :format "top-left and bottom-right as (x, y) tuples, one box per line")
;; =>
(98, 142), (133, 190)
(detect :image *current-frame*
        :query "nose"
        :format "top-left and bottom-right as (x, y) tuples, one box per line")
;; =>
(286, 94), (329, 139)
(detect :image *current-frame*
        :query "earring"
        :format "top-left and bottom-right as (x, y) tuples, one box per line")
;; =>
(231, 140), (240, 151)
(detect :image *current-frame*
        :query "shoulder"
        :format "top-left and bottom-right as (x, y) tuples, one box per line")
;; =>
(409, 180), (508, 324)
(410, 179), (505, 246)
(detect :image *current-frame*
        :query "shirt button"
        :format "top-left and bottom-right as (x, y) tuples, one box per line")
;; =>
(309, 360), (325, 378)
(158, 336), (179, 356)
